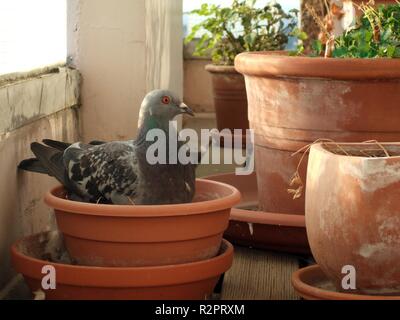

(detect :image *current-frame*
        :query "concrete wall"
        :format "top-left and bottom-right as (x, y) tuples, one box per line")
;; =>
(183, 41), (214, 114)
(68, 0), (184, 142)
(0, 68), (80, 295)
(184, 59), (214, 114)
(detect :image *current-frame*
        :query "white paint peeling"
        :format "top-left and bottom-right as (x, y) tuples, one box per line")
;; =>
(378, 216), (400, 245)
(340, 159), (400, 193)
(359, 243), (387, 258)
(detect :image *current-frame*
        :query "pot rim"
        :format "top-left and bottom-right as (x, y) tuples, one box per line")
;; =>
(44, 178), (241, 217)
(205, 64), (239, 74)
(311, 142), (400, 160)
(230, 207), (305, 227)
(235, 51), (400, 80)
(292, 265), (400, 300)
(11, 235), (234, 288)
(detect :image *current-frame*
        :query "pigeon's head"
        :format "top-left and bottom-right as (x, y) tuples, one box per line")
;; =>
(138, 90), (194, 128)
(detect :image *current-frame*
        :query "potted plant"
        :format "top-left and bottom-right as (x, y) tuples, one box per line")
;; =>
(306, 142), (400, 294)
(185, 0), (298, 139)
(235, 1), (400, 216)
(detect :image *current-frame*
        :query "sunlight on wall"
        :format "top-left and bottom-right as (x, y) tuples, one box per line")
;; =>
(0, 0), (66, 76)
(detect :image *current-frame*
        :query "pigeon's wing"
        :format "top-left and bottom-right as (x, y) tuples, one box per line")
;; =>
(43, 139), (106, 151)
(64, 142), (139, 204)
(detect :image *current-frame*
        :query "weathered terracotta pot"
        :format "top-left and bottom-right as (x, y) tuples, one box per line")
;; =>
(11, 232), (234, 300)
(44, 179), (240, 267)
(205, 64), (249, 139)
(306, 142), (400, 294)
(351, 0), (398, 16)
(235, 52), (400, 215)
(352, 0), (397, 6)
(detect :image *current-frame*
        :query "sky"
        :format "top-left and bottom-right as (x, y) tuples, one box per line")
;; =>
(0, 0), (66, 75)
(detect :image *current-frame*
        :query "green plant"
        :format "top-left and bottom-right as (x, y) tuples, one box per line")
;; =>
(292, 2), (400, 58)
(185, 0), (298, 65)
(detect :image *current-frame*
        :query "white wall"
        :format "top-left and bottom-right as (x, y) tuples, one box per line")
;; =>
(68, 0), (183, 142)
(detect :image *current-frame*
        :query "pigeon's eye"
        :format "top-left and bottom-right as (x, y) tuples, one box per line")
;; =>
(161, 96), (171, 105)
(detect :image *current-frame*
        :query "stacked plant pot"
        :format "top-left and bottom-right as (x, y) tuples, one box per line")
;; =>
(11, 179), (240, 300)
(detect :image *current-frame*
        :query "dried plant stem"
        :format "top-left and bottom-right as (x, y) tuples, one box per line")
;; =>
(362, 140), (390, 157)
(288, 139), (392, 200)
(288, 138), (349, 200)
(127, 196), (136, 206)
(306, 3), (332, 40)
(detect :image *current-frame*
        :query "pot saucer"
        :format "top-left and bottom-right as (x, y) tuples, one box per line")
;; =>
(11, 231), (234, 300)
(292, 265), (400, 300)
(204, 172), (310, 255)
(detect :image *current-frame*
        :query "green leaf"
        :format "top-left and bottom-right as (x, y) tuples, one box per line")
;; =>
(311, 40), (323, 56)
(185, 0), (302, 64)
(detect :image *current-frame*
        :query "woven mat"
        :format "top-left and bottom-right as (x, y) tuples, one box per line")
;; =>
(221, 246), (300, 300)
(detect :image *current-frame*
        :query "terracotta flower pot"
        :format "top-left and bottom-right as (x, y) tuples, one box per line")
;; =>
(205, 64), (249, 140)
(351, 0), (398, 16)
(235, 52), (400, 215)
(11, 232), (234, 300)
(44, 179), (240, 267)
(352, 0), (397, 6)
(306, 142), (400, 294)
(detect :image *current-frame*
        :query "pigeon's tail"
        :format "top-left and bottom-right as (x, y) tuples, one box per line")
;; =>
(42, 139), (72, 151)
(18, 158), (50, 175)
(29, 142), (69, 188)
(18, 139), (71, 175)
(18, 139), (106, 177)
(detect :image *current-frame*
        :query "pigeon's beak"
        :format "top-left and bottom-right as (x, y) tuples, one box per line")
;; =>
(179, 102), (195, 117)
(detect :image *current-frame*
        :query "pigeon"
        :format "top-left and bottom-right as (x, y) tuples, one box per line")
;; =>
(18, 89), (198, 205)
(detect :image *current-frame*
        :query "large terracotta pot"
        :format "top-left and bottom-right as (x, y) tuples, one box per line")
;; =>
(11, 232), (234, 300)
(352, 0), (397, 5)
(306, 142), (400, 294)
(351, 0), (398, 15)
(205, 172), (310, 254)
(44, 179), (240, 267)
(235, 52), (400, 215)
(205, 64), (249, 135)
